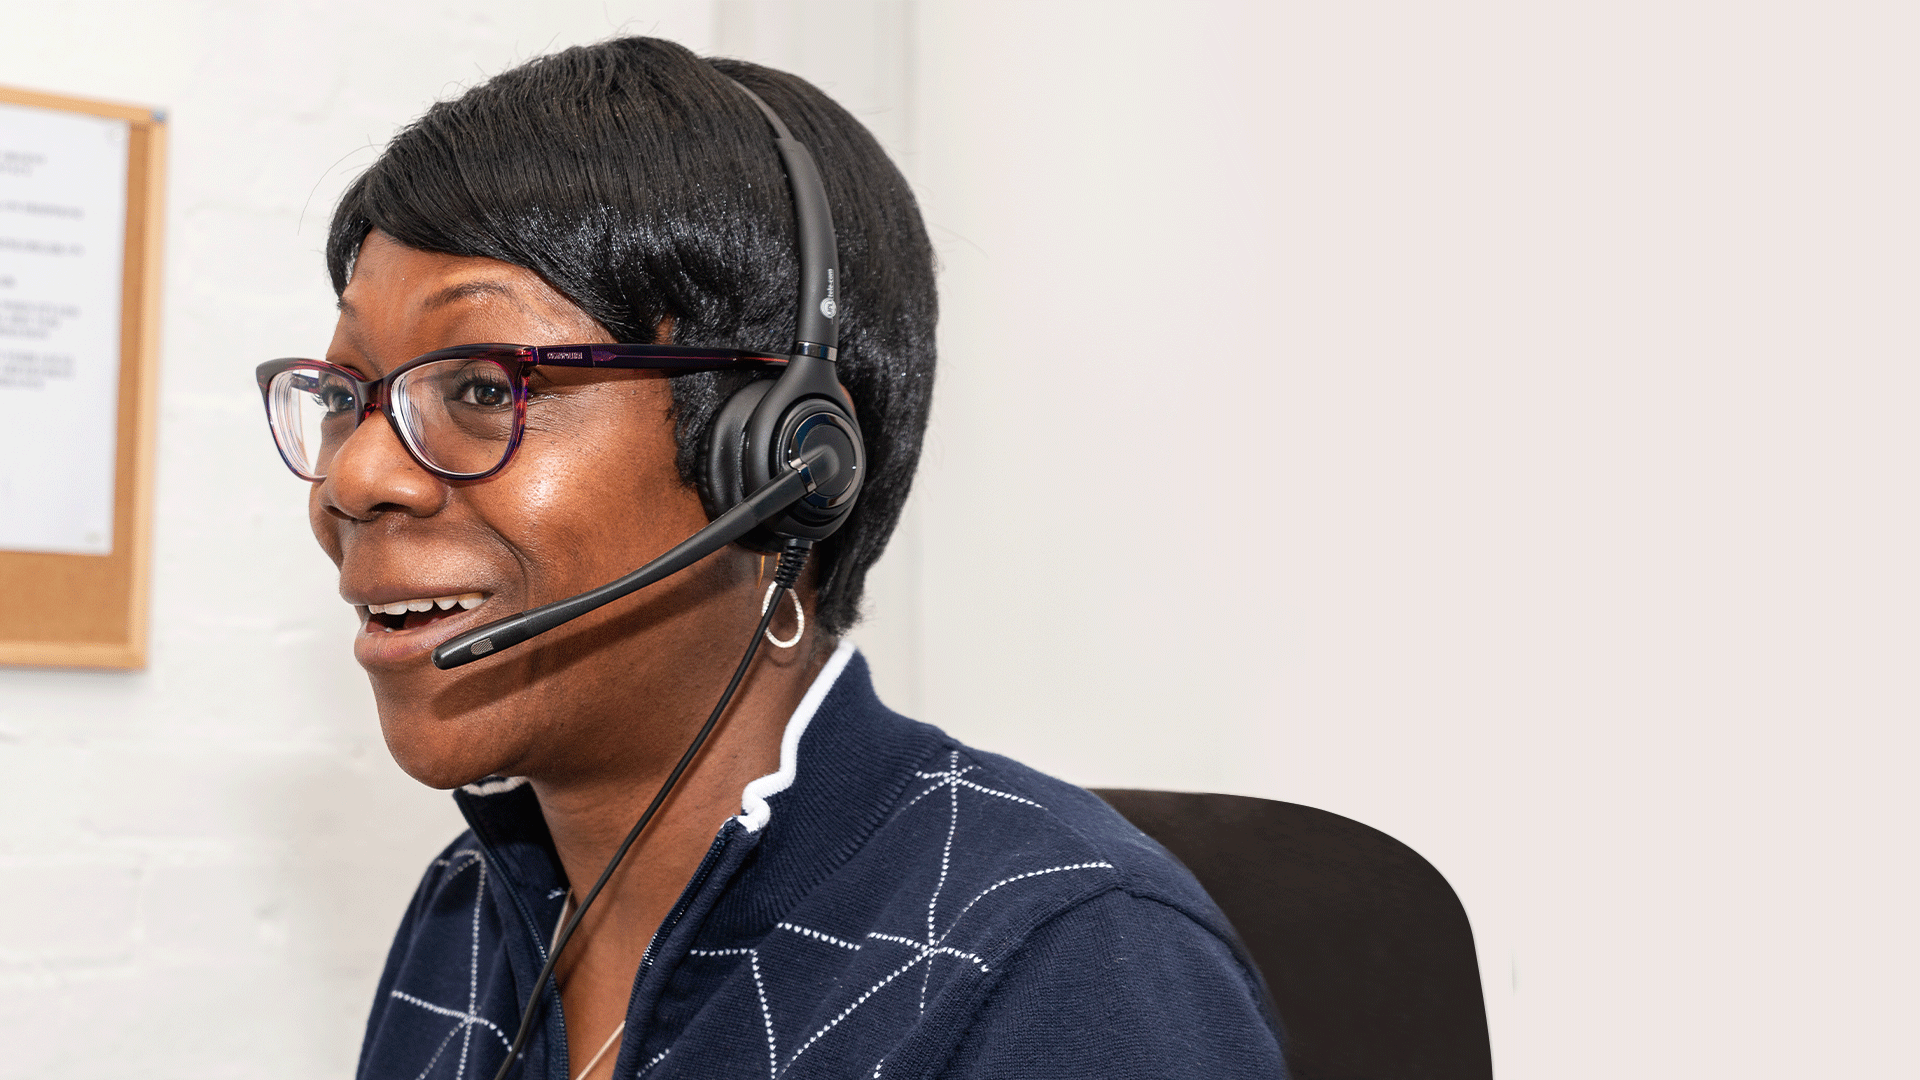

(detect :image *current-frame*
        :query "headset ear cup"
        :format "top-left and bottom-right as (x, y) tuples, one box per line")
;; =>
(699, 379), (775, 524)
(704, 361), (864, 547)
(765, 400), (863, 537)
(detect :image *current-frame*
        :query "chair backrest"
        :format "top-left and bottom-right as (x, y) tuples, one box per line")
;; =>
(1092, 789), (1492, 1080)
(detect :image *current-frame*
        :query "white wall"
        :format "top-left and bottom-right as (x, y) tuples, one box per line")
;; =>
(899, 4), (1920, 1078)
(1, 2), (1915, 1077)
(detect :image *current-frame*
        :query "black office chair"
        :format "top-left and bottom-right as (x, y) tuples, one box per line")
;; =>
(1092, 790), (1492, 1080)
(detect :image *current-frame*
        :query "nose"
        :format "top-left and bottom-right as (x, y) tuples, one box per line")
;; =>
(315, 409), (448, 522)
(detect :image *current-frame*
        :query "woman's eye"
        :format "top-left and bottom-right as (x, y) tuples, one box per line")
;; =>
(453, 378), (512, 408)
(317, 386), (358, 415)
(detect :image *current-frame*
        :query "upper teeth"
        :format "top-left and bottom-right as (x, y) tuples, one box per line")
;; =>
(367, 592), (485, 616)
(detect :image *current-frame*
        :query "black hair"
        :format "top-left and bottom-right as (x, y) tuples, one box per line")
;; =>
(324, 37), (936, 637)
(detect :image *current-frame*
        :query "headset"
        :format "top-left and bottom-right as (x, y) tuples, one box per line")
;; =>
(700, 83), (865, 550)
(432, 77), (864, 671)
(433, 74), (867, 1080)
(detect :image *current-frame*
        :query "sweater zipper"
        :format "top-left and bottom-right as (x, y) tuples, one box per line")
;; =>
(611, 828), (738, 1077)
(636, 829), (733, 975)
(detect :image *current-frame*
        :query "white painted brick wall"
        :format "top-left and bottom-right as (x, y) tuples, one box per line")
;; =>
(0, 5), (717, 1076)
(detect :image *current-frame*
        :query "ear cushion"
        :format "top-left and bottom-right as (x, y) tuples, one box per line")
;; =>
(700, 368), (864, 548)
(698, 379), (775, 523)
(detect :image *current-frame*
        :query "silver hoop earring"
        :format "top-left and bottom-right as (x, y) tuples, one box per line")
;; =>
(759, 583), (805, 649)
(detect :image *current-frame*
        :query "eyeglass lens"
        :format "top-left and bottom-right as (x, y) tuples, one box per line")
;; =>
(267, 357), (518, 480)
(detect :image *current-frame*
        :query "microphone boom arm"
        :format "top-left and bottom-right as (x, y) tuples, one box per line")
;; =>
(432, 447), (830, 670)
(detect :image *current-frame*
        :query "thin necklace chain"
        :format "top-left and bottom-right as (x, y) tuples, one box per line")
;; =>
(550, 894), (628, 1080)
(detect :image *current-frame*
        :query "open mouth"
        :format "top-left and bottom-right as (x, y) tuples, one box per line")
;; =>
(362, 592), (487, 633)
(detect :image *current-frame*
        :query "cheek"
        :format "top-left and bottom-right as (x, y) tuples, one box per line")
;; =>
(496, 384), (703, 582)
(511, 459), (597, 528)
(514, 426), (660, 538)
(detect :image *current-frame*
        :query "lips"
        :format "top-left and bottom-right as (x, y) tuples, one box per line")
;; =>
(347, 588), (495, 668)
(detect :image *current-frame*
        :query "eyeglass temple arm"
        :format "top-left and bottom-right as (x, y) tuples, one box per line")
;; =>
(527, 345), (788, 371)
(432, 443), (834, 670)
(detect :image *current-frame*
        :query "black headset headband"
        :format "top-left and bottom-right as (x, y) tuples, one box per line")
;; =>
(728, 79), (840, 359)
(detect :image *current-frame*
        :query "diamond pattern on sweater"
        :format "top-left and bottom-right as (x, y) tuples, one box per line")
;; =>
(683, 750), (1114, 1077)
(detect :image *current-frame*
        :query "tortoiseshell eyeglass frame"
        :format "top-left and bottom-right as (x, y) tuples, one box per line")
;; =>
(256, 342), (788, 482)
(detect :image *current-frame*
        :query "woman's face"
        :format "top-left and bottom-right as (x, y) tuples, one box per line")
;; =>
(311, 231), (747, 788)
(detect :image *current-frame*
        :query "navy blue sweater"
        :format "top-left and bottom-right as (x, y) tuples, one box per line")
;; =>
(358, 645), (1286, 1078)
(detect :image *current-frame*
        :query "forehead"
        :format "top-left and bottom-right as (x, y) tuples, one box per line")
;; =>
(329, 232), (604, 376)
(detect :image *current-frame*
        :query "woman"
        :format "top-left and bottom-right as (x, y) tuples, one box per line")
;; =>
(258, 36), (1283, 1080)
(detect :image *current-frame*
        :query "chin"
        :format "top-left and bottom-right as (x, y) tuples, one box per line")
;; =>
(373, 692), (525, 791)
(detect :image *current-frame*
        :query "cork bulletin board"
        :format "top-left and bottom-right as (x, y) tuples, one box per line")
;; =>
(0, 86), (166, 669)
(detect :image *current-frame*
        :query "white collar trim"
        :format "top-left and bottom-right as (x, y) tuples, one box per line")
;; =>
(461, 774), (529, 797)
(734, 639), (856, 833)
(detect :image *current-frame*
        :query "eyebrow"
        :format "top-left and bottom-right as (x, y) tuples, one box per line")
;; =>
(335, 278), (525, 319)
(423, 279), (521, 311)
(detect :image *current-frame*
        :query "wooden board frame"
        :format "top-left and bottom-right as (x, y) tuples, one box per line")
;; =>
(0, 87), (166, 670)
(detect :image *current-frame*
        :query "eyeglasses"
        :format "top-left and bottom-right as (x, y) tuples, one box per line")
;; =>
(256, 343), (786, 482)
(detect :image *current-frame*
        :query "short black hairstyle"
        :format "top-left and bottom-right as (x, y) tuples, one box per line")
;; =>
(325, 37), (936, 637)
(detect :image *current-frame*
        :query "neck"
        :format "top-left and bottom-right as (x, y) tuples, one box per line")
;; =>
(535, 635), (831, 910)
(528, 632), (834, 1075)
